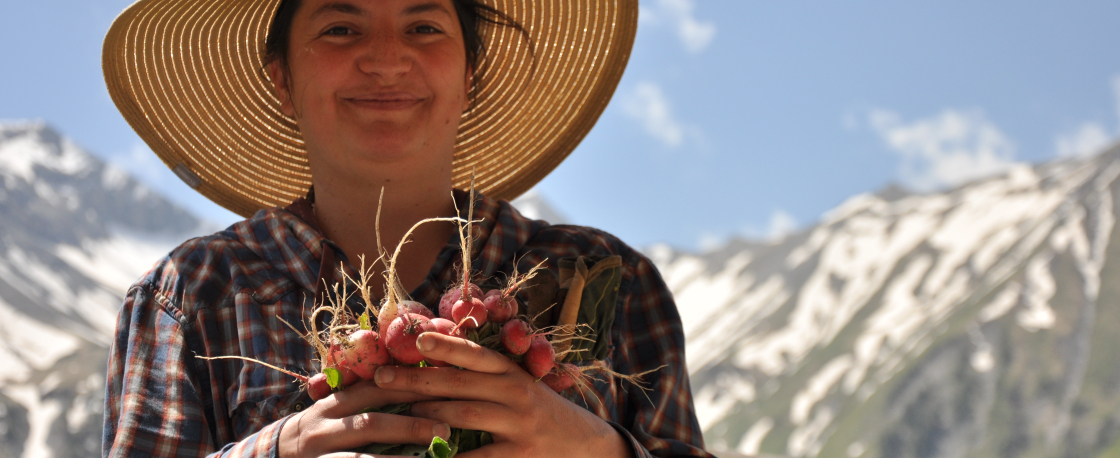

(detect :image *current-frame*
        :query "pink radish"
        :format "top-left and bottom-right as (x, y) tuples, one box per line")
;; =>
(482, 289), (517, 323)
(345, 330), (390, 380)
(500, 319), (532, 355)
(328, 343), (360, 387)
(542, 364), (578, 393)
(385, 314), (436, 365)
(452, 296), (487, 330)
(307, 373), (332, 400)
(431, 317), (466, 338)
(523, 335), (556, 378)
(399, 300), (435, 319)
(439, 284), (482, 319)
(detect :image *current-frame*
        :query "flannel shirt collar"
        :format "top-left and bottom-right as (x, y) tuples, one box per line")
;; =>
(276, 190), (529, 308)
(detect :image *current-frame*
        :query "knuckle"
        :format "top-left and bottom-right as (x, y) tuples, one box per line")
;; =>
(406, 369), (425, 388)
(460, 404), (484, 424)
(447, 370), (470, 391)
(348, 413), (371, 430)
(410, 417), (430, 439)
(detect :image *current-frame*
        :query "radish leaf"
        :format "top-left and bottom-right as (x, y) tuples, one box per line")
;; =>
(324, 367), (340, 389)
(429, 437), (454, 458)
(359, 312), (372, 331)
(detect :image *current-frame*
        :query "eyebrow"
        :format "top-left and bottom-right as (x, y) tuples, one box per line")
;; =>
(308, 2), (364, 21)
(402, 2), (452, 17)
(307, 2), (452, 21)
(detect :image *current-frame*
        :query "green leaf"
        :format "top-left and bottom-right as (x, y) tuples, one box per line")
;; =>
(324, 367), (340, 389)
(360, 402), (411, 415)
(419, 360), (430, 368)
(428, 436), (455, 458)
(359, 312), (372, 331)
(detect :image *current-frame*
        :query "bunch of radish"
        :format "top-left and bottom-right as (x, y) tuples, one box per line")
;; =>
(303, 276), (583, 401)
(202, 188), (611, 457)
(303, 189), (587, 401)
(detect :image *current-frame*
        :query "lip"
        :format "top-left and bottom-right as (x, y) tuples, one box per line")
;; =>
(342, 91), (426, 110)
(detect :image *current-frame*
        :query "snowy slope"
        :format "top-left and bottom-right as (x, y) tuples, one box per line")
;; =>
(651, 142), (1120, 457)
(0, 122), (207, 458)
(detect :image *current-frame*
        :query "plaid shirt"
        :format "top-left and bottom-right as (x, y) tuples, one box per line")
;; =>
(103, 191), (710, 457)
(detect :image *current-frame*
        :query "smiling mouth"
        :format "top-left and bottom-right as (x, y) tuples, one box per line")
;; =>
(344, 94), (425, 110)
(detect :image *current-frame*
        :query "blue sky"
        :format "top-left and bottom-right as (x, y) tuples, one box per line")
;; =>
(3, 0), (1119, 251)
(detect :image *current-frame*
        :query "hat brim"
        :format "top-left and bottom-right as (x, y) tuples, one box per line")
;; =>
(103, 0), (638, 217)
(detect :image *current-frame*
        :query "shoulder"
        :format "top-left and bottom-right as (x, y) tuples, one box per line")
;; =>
(522, 221), (649, 267)
(133, 207), (320, 318)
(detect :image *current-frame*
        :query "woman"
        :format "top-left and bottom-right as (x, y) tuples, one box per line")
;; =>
(101, 0), (709, 456)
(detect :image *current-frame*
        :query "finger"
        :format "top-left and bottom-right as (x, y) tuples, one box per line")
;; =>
(373, 365), (520, 403)
(409, 400), (519, 435)
(454, 442), (519, 458)
(317, 411), (452, 449)
(320, 453), (430, 458)
(415, 332), (515, 375)
(318, 380), (445, 418)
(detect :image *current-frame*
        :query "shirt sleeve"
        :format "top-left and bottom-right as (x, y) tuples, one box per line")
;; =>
(613, 253), (713, 458)
(102, 283), (285, 458)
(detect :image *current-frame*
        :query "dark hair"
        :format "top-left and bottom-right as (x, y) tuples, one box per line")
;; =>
(263, 0), (531, 103)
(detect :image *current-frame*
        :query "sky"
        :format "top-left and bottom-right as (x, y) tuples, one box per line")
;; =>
(2, 0), (1119, 251)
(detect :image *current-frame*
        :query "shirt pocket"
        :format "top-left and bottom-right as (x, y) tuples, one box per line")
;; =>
(227, 290), (316, 439)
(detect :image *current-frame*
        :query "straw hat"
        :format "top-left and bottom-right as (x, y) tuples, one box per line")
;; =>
(103, 0), (637, 217)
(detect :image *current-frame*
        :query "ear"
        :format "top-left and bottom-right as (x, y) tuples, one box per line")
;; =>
(267, 60), (296, 118)
(462, 64), (473, 112)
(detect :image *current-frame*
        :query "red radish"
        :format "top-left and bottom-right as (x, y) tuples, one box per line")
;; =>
(399, 300), (435, 319)
(307, 372), (332, 400)
(385, 314), (436, 365)
(542, 364), (578, 393)
(431, 317), (466, 338)
(345, 330), (390, 379)
(452, 296), (487, 329)
(378, 301), (400, 340)
(482, 289), (517, 323)
(439, 284), (482, 319)
(500, 319), (532, 355)
(427, 318), (469, 367)
(328, 343), (360, 387)
(523, 335), (556, 378)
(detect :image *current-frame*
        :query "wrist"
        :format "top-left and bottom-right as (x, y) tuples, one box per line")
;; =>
(602, 426), (634, 458)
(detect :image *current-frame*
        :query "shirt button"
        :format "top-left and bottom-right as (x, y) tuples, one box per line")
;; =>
(293, 402), (306, 412)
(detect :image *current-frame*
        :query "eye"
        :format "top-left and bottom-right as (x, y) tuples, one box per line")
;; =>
(323, 25), (354, 36)
(412, 24), (442, 34)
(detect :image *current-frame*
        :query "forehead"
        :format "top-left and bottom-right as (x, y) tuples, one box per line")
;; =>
(298, 0), (457, 20)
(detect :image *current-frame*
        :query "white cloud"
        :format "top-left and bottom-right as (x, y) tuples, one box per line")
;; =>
(698, 232), (726, 252)
(624, 81), (691, 147)
(1113, 75), (1120, 132)
(735, 209), (800, 243)
(1055, 122), (1110, 158)
(639, 0), (716, 54)
(112, 142), (166, 180)
(869, 108), (1021, 191)
(768, 210), (798, 240)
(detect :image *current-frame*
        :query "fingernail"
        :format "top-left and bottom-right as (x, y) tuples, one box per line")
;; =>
(375, 366), (395, 385)
(433, 423), (451, 440)
(417, 333), (435, 352)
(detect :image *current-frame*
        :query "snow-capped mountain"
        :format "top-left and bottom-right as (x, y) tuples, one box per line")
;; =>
(0, 122), (207, 458)
(652, 142), (1120, 457)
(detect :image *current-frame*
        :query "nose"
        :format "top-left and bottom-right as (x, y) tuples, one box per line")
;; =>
(356, 28), (412, 80)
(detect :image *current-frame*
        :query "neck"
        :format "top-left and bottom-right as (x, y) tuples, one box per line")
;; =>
(310, 163), (458, 298)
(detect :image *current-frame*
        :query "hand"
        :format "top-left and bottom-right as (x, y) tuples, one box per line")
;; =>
(372, 332), (633, 458)
(278, 380), (450, 458)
